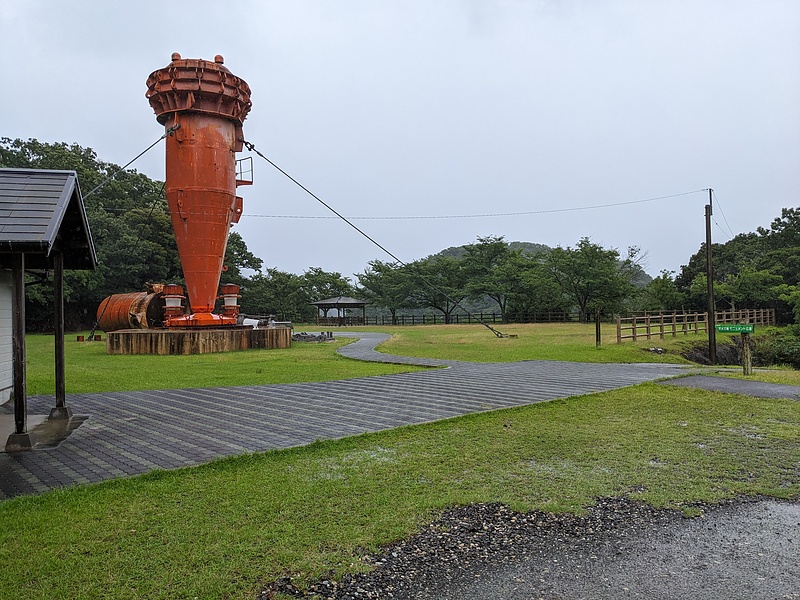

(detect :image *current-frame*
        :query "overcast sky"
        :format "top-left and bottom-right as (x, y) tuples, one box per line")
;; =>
(2, 1), (798, 281)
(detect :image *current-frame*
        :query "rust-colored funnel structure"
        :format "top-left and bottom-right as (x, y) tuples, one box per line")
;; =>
(146, 53), (251, 327)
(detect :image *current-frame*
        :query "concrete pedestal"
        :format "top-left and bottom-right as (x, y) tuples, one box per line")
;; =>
(49, 406), (73, 420)
(5, 432), (36, 452)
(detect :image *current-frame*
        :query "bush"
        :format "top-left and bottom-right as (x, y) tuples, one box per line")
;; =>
(679, 327), (800, 369)
(752, 327), (800, 369)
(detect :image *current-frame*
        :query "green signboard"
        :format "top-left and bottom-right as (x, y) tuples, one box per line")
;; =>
(716, 324), (754, 333)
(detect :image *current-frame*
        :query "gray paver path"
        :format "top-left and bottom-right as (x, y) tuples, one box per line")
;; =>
(1, 333), (687, 499)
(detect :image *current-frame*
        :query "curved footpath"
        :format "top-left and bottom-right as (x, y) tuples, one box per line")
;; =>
(1, 332), (688, 499)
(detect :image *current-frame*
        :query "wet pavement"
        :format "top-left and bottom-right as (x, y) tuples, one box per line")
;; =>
(1, 333), (688, 500)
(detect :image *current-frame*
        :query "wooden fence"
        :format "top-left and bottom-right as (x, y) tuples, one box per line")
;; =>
(305, 312), (571, 326)
(361, 311), (574, 326)
(616, 308), (775, 343)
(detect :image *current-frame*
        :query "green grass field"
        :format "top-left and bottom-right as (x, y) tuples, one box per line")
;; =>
(24, 333), (425, 396)
(358, 322), (694, 363)
(2, 324), (798, 599)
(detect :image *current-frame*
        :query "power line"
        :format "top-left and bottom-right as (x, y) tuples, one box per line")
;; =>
(241, 138), (509, 338)
(712, 219), (733, 241)
(240, 141), (406, 267)
(711, 189), (735, 239)
(239, 189), (706, 220)
(83, 125), (179, 200)
(90, 188), (707, 219)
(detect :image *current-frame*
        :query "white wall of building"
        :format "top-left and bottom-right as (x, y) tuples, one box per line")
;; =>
(0, 269), (12, 404)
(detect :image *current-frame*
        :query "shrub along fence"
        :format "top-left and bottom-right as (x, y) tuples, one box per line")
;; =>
(616, 308), (775, 343)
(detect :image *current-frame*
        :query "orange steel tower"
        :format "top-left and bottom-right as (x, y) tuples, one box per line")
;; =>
(145, 53), (251, 327)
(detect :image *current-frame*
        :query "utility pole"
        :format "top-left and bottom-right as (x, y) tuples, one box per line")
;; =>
(705, 188), (717, 365)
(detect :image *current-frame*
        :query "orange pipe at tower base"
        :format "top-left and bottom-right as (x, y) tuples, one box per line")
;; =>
(146, 53), (252, 327)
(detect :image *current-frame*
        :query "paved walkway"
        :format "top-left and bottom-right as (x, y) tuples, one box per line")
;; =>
(2, 333), (690, 499)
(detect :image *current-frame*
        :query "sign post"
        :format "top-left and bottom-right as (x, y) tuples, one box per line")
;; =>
(716, 324), (754, 375)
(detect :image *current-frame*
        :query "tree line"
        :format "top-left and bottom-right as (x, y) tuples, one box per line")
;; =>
(357, 237), (646, 324)
(2, 138), (798, 331)
(0, 138), (355, 329)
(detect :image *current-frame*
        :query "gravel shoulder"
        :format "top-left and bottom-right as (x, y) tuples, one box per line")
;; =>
(264, 496), (800, 600)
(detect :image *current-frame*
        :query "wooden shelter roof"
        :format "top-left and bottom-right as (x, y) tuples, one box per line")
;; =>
(0, 168), (97, 270)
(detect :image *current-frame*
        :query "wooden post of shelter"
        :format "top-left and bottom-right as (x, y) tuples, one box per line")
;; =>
(51, 251), (71, 419)
(7, 253), (34, 449)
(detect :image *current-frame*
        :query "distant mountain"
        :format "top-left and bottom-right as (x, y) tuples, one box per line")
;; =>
(507, 241), (552, 256)
(430, 240), (551, 261)
(631, 267), (652, 287)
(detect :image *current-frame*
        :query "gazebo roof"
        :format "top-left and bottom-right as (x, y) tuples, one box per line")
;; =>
(0, 168), (97, 270)
(310, 296), (367, 308)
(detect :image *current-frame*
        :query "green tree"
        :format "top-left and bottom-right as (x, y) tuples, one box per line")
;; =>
(507, 258), (569, 319)
(685, 273), (709, 311)
(301, 267), (355, 301)
(406, 256), (469, 324)
(676, 207), (800, 322)
(638, 271), (685, 312)
(222, 231), (264, 288)
(757, 207), (800, 287)
(779, 286), (800, 324)
(716, 270), (785, 310)
(241, 268), (308, 321)
(757, 207), (800, 249)
(356, 260), (414, 325)
(462, 235), (521, 322)
(1, 138), (182, 329)
(546, 238), (637, 321)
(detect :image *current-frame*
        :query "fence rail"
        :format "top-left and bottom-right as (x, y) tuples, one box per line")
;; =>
(616, 309), (775, 343)
(358, 311), (576, 326)
(311, 312), (577, 326)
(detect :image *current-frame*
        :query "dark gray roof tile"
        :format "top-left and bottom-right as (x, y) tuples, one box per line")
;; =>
(0, 168), (97, 270)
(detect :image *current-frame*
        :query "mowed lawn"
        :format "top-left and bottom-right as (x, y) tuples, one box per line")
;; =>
(361, 322), (693, 364)
(23, 333), (425, 396)
(1, 324), (798, 599)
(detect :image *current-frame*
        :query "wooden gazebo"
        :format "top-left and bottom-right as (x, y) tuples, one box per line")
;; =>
(0, 168), (97, 451)
(310, 296), (367, 326)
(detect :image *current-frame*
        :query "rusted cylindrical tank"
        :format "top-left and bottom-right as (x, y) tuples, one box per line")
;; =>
(96, 292), (165, 332)
(145, 53), (252, 327)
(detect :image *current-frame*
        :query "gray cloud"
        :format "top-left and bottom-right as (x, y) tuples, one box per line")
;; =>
(2, 0), (797, 279)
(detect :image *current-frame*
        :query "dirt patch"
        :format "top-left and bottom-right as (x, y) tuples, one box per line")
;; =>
(680, 339), (742, 365)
